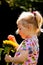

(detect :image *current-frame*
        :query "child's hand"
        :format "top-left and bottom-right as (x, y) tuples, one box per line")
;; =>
(7, 34), (17, 43)
(5, 54), (13, 62)
(7, 35), (19, 49)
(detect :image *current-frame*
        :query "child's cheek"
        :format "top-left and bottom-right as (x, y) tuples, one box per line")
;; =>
(19, 31), (23, 36)
(19, 31), (25, 38)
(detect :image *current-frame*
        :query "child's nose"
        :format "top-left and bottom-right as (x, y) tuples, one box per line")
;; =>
(15, 29), (19, 35)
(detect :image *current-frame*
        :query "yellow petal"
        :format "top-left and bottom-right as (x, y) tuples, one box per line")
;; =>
(3, 40), (19, 47)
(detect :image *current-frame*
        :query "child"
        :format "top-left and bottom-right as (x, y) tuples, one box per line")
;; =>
(5, 11), (43, 65)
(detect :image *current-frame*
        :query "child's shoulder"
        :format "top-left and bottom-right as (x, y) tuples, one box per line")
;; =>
(17, 35), (39, 51)
(22, 35), (38, 45)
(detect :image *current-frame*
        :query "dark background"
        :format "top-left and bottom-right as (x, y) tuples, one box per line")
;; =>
(0, 1), (43, 65)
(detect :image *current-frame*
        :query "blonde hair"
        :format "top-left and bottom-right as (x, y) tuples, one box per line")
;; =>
(16, 11), (43, 35)
(33, 11), (43, 33)
(16, 12), (34, 24)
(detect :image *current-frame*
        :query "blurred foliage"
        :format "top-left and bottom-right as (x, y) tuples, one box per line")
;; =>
(0, 0), (43, 10)
(5, 0), (15, 7)
(0, 1), (1, 5)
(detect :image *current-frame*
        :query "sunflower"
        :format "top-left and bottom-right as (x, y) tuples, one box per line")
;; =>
(3, 40), (19, 48)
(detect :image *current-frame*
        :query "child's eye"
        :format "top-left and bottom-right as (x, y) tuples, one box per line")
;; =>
(19, 28), (21, 30)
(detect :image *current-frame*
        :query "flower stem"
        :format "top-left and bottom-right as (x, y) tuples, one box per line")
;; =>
(6, 63), (9, 65)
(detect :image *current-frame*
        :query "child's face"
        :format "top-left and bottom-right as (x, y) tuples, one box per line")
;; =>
(16, 22), (37, 39)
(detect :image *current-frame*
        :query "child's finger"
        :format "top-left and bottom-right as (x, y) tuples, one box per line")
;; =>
(7, 35), (16, 42)
(5, 54), (12, 62)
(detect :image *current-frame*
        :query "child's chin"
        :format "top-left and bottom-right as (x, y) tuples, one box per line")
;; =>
(20, 36), (25, 39)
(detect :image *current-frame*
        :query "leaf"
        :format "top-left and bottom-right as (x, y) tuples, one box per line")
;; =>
(4, 46), (11, 54)
(20, 6), (28, 11)
(11, 49), (15, 53)
(0, 48), (4, 60)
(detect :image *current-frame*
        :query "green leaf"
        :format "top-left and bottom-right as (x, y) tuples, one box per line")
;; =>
(20, 6), (28, 11)
(11, 49), (15, 53)
(4, 47), (11, 54)
(0, 48), (4, 60)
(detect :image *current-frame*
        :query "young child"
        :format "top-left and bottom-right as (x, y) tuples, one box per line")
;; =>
(5, 11), (43, 65)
